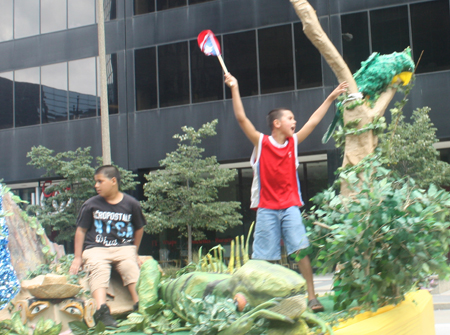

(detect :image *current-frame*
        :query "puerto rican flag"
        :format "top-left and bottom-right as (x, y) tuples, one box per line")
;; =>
(197, 30), (222, 56)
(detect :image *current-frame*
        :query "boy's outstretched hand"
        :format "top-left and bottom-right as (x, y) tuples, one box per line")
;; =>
(329, 81), (349, 100)
(224, 73), (237, 88)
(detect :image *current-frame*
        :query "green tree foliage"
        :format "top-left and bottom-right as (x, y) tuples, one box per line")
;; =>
(26, 146), (138, 243)
(305, 153), (450, 311)
(380, 105), (450, 188)
(141, 120), (242, 262)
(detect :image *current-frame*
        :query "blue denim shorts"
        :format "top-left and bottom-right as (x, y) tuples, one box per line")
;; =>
(252, 206), (310, 261)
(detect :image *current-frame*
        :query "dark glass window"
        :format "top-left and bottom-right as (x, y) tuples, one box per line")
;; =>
(258, 25), (295, 94)
(41, 63), (68, 123)
(68, 0), (96, 29)
(190, 40), (223, 103)
(0, 0), (13, 42)
(189, 0), (214, 4)
(223, 30), (258, 98)
(370, 6), (409, 55)
(98, 54), (119, 114)
(341, 12), (370, 74)
(135, 47), (157, 110)
(104, 0), (117, 21)
(41, 0), (67, 34)
(157, 0), (186, 11)
(411, 0), (450, 73)
(158, 42), (190, 107)
(293, 22), (322, 89)
(69, 58), (97, 119)
(14, 0), (39, 39)
(134, 0), (155, 14)
(0, 72), (13, 129)
(15, 67), (41, 127)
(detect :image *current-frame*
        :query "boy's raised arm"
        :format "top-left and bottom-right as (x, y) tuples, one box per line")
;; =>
(296, 81), (348, 144)
(225, 73), (260, 146)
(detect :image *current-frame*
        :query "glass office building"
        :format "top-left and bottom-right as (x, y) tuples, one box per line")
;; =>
(1, 0), (450, 256)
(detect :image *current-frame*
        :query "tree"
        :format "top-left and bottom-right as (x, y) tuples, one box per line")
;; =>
(381, 105), (450, 189)
(305, 154), (450, 311)
(289, 0), (414, 195)
(26, 146), (138, 243)
(141, 120), (242, 263)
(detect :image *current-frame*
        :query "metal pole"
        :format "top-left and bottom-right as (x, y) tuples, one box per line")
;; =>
(97, 0), (111, 165)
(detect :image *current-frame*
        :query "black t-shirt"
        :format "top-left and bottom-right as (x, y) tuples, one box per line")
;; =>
(77, 193), (146, 250)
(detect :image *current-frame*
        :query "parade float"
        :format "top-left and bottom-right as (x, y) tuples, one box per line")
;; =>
(1, 0), (450, 334)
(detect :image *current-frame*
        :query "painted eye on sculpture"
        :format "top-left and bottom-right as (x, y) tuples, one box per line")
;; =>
(60, 300), (84, 317)
(30, 302), (50, 315)
(64, 306), (82, 315)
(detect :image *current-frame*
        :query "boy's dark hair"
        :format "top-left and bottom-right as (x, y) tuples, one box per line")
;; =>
(95, 165), (121, 187)
(267, 108), (288, 130)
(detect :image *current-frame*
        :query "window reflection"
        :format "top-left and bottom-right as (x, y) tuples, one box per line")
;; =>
(157, 0), (186, 11)
(41, 0), (67, 34)
(14, 0), (39, 39)
(158, 42), (190, 108)
(69, 58), (98, 119)
(411, 0), (450, 73)
(41, 63), (68, 123)
(135, 47), (157, 111)
(341, 12), (370, 74)
(0, 0), (13, 42)
(104, 0), (117, 21)
(97, 54), (119, 114)
(0, 72), (13, 129)
(293, 23), (322, 89)
(134, 0), (155, 15)
(15, 67), (41, 127)
(68, 0), (96, 29)
(370, 6), (409, 55)
(190, 40), (223, 104)
(258, 25), (295, 94)
(223, 31), (258, 98)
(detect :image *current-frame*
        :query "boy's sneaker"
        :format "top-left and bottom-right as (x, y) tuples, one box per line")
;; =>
(94, 304), (118, 328)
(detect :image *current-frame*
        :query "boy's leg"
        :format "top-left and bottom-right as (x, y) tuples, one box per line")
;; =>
(92, 288), (108, 307)
(83, 248), (112, 309)
(252, 208), (282, 261)
(83, 248), (118, 327)
(114, 245), (141, 305)
(127, 283), (139, 304)
(282, 206), (324, 312)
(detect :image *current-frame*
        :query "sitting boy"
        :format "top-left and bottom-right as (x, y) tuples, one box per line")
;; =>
(69, 165), (146, 327)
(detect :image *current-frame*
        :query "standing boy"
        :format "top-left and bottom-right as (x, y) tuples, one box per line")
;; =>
(225, 73), (348, 312)
(69, 165), (146, 327)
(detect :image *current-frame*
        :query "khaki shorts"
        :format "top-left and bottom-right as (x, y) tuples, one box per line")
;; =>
(82, 245), (140, 293)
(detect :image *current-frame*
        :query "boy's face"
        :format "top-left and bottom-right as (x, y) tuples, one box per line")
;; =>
(94, 173), (117, 198)
(276, 110), (297, 136)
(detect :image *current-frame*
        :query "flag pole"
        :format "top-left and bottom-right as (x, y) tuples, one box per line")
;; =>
(217, 55), (228, 74)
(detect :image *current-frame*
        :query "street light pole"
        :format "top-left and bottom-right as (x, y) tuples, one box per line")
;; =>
(97, 0), (111, 165)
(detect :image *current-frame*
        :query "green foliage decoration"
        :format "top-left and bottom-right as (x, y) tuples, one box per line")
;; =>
(141, 120), (242, 261)
(305, 152), (450, 311)
(26, 146), (138, 243)
(0, 312), (62, 335)
(380, 105), (450, 189)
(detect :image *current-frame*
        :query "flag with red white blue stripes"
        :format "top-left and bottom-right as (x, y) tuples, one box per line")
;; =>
(197, 30), (222, 56)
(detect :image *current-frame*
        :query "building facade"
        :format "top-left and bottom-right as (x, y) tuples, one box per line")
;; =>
(1, 0), (450, 256)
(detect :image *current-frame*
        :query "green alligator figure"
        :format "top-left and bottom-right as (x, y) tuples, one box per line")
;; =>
(137, 259), (333, 335)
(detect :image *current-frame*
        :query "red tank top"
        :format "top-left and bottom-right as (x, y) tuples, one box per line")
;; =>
(250, 134), (303, 209)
